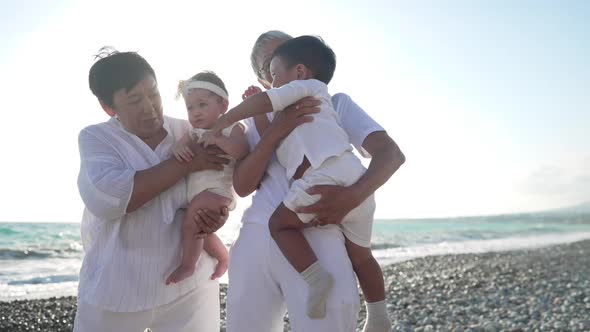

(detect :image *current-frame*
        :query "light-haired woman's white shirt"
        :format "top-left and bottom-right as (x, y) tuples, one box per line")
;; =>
(77, 115), (215, 312)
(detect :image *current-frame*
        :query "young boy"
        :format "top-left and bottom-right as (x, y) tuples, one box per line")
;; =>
(205, 36), (391, 332)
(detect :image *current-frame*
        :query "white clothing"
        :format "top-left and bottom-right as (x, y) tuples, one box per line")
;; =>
(187, 124), (237, 210)
(228, 93), (384, 331)
(226, 223), (359, 332)
(74, 280), (219, 332)
(241, 93), (383, 227)
(77, 115), (217, 312)
(266, 79), (352, 179)
(267, 80), (377, 247)
(284, 152), (376, 247)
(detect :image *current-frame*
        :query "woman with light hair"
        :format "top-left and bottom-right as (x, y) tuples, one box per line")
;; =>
(226, 30), (405, 332)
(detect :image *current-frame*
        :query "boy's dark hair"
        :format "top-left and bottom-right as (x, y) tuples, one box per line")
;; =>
(88, 47), (156, 108)
(190, 71), (228, 97)
(272, 35), (336, 84)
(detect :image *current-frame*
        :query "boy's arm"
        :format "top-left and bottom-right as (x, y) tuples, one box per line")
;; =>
(216, 80), (323, 131)
(210, 125), (249, 160)
(215, 92), (274, 130)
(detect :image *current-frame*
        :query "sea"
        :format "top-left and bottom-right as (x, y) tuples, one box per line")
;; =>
(2, 211), (590, 302)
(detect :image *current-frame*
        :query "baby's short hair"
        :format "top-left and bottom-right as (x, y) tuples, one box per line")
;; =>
(272, 35), (336, 84)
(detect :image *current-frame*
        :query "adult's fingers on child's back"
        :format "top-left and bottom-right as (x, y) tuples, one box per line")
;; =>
(296, 115), (314, 126)
(297, 96), (321, 108)
(184, 146), (195, 157)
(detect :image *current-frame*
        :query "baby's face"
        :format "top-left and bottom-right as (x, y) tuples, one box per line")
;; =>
(270, 56), (299, 88)
(184, 89), (227, 129)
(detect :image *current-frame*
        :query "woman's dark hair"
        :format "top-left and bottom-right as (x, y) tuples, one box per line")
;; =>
(272, 35), (336, 84)
(88, 47), (156, 107)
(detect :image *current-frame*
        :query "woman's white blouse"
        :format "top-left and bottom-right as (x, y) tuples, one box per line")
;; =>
(76, 115), (215, 312)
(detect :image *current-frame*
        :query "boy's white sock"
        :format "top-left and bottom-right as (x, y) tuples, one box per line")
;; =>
(362, 300), (391, 332)
(301, 261), (334, 319)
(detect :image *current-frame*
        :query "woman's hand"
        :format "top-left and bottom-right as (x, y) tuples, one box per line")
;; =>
(193, 206), (229, 237)
(263, 97), (321, 141)
(242, 85), (262, 100)
(297, 185), (364, 226)
(186, 141), (229, 172)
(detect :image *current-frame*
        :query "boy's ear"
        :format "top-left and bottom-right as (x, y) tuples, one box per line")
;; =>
(295, 64), (310, 80)
(257, 78), (272, 90)
(99, 99), (116, 117)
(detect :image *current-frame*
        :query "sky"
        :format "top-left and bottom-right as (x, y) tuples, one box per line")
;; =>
(0, 0), (588, 222)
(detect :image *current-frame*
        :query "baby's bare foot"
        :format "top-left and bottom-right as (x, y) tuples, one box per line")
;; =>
(210, 259), (228, 280)
(166, 265), (196, 285)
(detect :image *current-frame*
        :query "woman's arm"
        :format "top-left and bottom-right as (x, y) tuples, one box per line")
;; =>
(350, 131), (405, 201)
(127, 141), (230, 213)
(233, 98), (321, 197)
(297, 95), (405, 225)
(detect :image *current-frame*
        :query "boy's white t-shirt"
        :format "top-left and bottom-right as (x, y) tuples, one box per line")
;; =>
(266, 79), (351, 179)
(241, 92), (384, 226)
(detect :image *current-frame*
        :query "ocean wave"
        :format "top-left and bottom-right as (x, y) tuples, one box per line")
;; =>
(0, 247), (82, 260)
(372, 231), (590, 265)
(371, 243), (402, 250)
(8, 274), (79, 285)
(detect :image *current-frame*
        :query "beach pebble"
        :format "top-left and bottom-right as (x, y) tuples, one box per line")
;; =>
(2, 240), (590, 331)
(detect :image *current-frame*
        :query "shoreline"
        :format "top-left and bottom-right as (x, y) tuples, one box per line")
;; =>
(1, 239), (589, 331)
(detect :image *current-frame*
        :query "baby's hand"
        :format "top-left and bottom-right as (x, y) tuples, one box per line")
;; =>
(173, 142), (195, 162)
(242, 85), (262, 100)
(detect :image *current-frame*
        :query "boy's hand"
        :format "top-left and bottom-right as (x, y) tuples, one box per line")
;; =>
(202, 115), (233, 146)
(242, 85), (262, 100)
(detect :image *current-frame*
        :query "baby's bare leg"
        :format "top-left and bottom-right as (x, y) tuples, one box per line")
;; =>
(345, 238), (391, 332)
(269, 204), (333, 319)
(166, 205), (203, 285)
(166, 191), (230, 285)
(204, 233), (228, 280)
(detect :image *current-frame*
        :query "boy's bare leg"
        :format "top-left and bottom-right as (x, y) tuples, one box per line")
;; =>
(345, 238), (391, 332)
(166, 191), (231, 285)
(269, 204), (334, 319)
(204, 233), (228, 280)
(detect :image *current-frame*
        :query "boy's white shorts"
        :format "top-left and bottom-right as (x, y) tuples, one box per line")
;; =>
(283, 152), (376, 247)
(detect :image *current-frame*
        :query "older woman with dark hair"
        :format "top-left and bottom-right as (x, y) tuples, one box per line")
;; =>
(74, 49), (228, 332)
(226, 31), (405, 332)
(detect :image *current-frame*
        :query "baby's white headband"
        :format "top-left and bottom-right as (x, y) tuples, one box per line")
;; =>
(178, 80), (228, 100)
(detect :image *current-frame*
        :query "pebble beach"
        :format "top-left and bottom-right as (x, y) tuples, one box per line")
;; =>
(1, 239), (589, 332)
